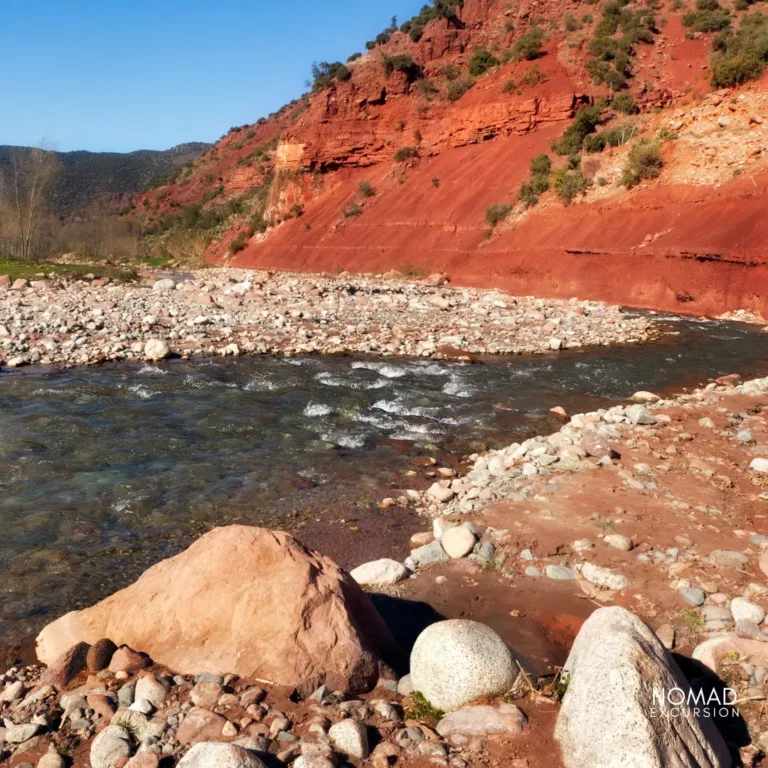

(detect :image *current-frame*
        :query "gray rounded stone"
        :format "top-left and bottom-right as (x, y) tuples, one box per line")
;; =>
(410, 620), (518, 712)
(680, 587), (706, 607)
(328, 718), (369, 759)
(545, 565), (576, 580)
(144, 339), (170, 362)
(177, 743), (267, 768)
(90, 725), (133, 768)
(350, 559), (409, 586)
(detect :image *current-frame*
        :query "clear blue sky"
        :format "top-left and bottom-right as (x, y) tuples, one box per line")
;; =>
(2, 0), (425, 153)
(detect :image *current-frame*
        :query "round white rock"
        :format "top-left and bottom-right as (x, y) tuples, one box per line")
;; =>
(410, 620), (518, 712)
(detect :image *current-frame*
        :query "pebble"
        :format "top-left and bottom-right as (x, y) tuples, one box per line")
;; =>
(680, 587), (706, 607)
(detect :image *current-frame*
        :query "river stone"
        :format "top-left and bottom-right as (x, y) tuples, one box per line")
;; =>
(631, 391), (660, 403)
(408, 540), (449, 568)
(90, 725), (133, 768)
(735, 620), (768, 641)
(143, 339), (170, 362)
(436, 702), (527, 736)
(5, 723), (42, 743)
(152, 278), (175, 293)
(680, 587), (706, 607)
(604, 534), (633, 551)
(111, 708), (163, 742)
(350, 559), (409, 586)
(37, 527), (399, 695)
(38, 750), (66, 768)
(88, 638), (118, 672)
(731, 597), (765, 625)
(176, 707), (228, 744)
(135, 674), (169, 709)
(581, 431), (612, 459)
(410, 620), (518, 712)
(328, 718), (369, 759)
(580, 562), (629, 591)
(190, 680), (223, 710)
(555, 607), (731, 768)
(708, 549), (749, 569)
(750, 458), (768, 473)
(545, 565), (576, 580)
(428, 483), (455, 504)
(125, 755), (160, 768)
(441, 527), (476, 559)
(177, 743), (267, 768)
(0, 680), (23, 702)
(38, 641), (90, 688)
(625, 405), (657, 425)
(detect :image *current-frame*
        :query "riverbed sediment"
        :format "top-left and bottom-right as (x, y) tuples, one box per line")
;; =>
(0, 268), (655, 369)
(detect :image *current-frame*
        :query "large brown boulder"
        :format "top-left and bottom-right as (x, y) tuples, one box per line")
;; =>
(36, 526), (399, 694)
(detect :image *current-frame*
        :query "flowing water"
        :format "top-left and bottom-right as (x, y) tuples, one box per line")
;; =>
(1, 314), (767, 649)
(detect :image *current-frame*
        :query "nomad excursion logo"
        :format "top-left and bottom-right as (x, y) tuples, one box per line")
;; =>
(650, 687), (738, 720)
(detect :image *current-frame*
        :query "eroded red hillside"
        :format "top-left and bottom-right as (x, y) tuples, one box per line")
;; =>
(134, 0), (768, 317)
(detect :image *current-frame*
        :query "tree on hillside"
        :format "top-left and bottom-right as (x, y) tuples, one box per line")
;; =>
(1, 141), (59, 260)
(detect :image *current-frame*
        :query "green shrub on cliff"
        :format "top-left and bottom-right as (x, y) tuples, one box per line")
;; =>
(708, 11), (768, 87)
(621, 139), (664, 187)
(469, 46), (500, 76)
(445, 76), (475, 102)
(551, 104), (605, 155)
(514, 28), (546, 60)
(486, 203), (513, 227)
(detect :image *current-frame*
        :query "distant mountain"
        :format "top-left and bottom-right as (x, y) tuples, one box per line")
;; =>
(0, 142), (211, 218)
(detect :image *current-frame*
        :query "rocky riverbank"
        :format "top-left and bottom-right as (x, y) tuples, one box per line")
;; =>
(7, 357), (768, 766)
(0, 268), (655, 369)
(345, 370), (768, 764)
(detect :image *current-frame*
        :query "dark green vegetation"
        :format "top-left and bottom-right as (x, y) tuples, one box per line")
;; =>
(485, 202), (513, 227)
(584, 122), (636, 152)
(0, 257), (138, 281)
(518, 153), (552, 206)
(551, 103), (606, 155)
(399, 0), (464, 43)
(311, 61), (352, 91)
(553, 158), (592, 204)
(514, 28), (546, 60)
(585, 0), (658, 90)
(709, 11), (768, 86)
(0, 143), (210, 218)
(469, 47), (500, 76)
(621, 139), (664, 186)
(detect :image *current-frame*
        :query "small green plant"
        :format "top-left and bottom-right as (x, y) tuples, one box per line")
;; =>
(503, 77), (516, 93)
(612, 92), (636, 114)
(553, 164), (591, 205)
(680, 608), (704, 633)
(343, 201), (362, 218)
(522, 64), (546, 86)
(469, 46), (500, 76)
(358, 181), (376, 198)
(486, 202), (513, 227)
(445, 76), (475, 102)
(382, 54), (419, 80)
(230, 232), (248, 254)
(394, 146), (418, 162)
(405, 692), (445, 721)
(552, 103), (605, 155)
(621, 139), (664, 187)
(514, 27), (546, 60)
(442, 64), (460, 80)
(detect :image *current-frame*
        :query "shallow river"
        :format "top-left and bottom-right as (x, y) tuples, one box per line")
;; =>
(1, 314), (767, 648)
